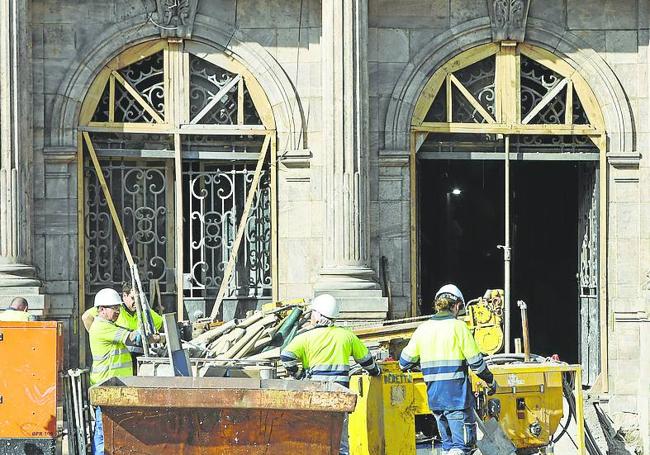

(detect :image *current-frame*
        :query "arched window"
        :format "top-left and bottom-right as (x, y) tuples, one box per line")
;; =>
(79, 39), (276, 319)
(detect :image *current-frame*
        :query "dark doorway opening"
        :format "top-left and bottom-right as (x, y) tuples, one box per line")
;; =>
(419, 159), (583, 363)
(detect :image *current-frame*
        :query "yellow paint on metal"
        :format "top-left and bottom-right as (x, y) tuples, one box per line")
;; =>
(349, 362), (582, 454)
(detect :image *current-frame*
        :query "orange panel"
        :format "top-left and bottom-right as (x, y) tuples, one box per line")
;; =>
(0, 321), (63, 438)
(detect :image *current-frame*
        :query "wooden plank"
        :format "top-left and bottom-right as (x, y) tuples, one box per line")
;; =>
(76, 133), (86, 367)
(270, 134), (278, 302)
(82, 132), (135, 268)
(106, 40), (167, 72)
(174, 133), (184, 321)
(565, 79), (574, 125)
(190, 75), (241, 124)
(445, 74), (452, 123)
(449, 73), (495, 123)
(108, 74), (115, 123)
(411, 70), (445, 127)
(80, 124), (272, 135)
(79, 68), (111, 125)
(521, 78), (568, 124)
(409, 132), (418, 317)
(495, 41), (519, 125)
(210, 135), (271, 321)
(418, 151), (600, 161)
(440, 42), (499, 74)
(112, 70), (165, 124)
(414, 122), (601, 135)
(237, 77), (245, 125)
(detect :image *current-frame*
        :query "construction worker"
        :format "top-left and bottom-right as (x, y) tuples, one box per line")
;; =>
(399, 284), (497, 455)
(280, 294), (381, 455)
(82, 282), (163, 332)
(0, 297), (34, 321)
(89, 288), (160, 455)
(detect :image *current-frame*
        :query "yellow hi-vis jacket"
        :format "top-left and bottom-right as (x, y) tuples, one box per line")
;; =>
(87, 305), (163, 332)
(89, 316), (134, 385)
(0, 309), (32, 322)
(280, 325), (379, 386)
(399, 311), (493, 411)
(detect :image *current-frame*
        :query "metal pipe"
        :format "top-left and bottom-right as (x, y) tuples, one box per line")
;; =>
(517, 300), (531, 362)
(503, 135), (511, 353)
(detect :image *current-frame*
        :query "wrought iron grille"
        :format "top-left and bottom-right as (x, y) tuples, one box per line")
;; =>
(189, 55), (262, 125)
(91, 52), (165, 123)
(454, 56), (496, 122)
(183, 161), (271, 298)
(84, 158), (170, 293)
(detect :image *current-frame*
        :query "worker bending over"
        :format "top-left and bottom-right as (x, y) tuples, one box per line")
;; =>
(89, 288), (160, 455)
(280, 294), (381, 455)
(0, 297), (34, 321)
(399, 284), (497, 455)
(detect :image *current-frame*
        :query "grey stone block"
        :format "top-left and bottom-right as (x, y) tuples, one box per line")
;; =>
(529, 0), (566, 27)
(450, 0), (486, 27)
(567, 0), (637, 30)
(377, 28), (409, 63)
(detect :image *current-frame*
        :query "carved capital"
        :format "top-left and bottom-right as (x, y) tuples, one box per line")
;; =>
(487, 0), (531, 42)
(154, 0), (199, 39)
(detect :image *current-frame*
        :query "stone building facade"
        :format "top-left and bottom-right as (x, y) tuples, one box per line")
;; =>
(0, 0), (648, 450)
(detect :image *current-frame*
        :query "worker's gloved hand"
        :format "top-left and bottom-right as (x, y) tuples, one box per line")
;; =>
(148, 333), (163, 344)
(487, 379), (498, 396)
(132, 330), (143, 345)
(370, 365), (382, 377)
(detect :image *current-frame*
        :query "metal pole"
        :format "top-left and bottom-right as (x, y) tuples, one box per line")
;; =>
(504, 135), (511, 353)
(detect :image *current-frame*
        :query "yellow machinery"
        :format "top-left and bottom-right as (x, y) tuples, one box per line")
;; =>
(349, 290), (587, 455)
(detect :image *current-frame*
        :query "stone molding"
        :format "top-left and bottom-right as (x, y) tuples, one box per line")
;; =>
(153, 0), (199, 38)
(486, 0), (531, 42)
(383, 18), (635, 159)
(50, 14), (305, 153)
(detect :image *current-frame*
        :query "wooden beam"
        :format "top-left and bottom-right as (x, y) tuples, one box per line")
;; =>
(270, 133), (278, 302)
(174, 133), (184, 321)
(210, 134), (271, 321)
(237, 77), (245, 125)
(80, 124), (272, 136)
(418, 151), (600, 161)
(445, 74), (452, 123)
(108, 75), (115, 123)
(82, 132), (135, 268)
(414, 122), (601, 136)
(76, 133), (86, 367)
(565, 79), (574, 125)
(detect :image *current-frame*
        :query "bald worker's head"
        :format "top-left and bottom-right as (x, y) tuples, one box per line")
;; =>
(10, 297), (28, 312)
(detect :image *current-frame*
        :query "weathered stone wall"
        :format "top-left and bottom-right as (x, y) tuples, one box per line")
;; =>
(25, 0), (650, 446)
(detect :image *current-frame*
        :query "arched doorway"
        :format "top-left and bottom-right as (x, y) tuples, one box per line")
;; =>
(78, 39), (277, 327)
(410, 42), (606, 385)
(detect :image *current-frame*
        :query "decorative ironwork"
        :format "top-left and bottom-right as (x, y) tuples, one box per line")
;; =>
(118, 52), (165, 119)
(85, 158), (170, 292)
(184, 162), (271, 298)
(189, 55), (262, 125)
(454, 57), (496, 118)
(578, 164), (599, 385)
(520, 55), (564, 124)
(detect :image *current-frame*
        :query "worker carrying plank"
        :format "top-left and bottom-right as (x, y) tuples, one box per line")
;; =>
(399, 284), (498, 455)
(280, 294), (381, 455)
(88, 288), (161, 455)
(0, 296), (34, 321)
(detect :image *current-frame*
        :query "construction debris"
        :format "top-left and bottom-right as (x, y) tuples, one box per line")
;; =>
(183, 302), (311, 362)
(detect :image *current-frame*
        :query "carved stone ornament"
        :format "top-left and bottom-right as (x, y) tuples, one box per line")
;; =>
(487, 0), (531, 42)
(154, 0), (199, 38)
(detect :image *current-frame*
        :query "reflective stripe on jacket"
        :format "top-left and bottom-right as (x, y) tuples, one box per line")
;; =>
(399, 311), (488, 411)
(280, 325), (378, 386)
(89, 317), (133, 385)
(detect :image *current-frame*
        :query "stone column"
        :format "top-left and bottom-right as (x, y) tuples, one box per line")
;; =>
(0, 0), (44, 312)
(317, 0), (387, 319)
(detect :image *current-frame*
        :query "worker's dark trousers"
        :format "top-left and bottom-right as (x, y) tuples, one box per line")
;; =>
(432, 408), (477, 454)
(92, 406), (104, 455)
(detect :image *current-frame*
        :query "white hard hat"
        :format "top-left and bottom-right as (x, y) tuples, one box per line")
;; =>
(435, 284), (465, 306)
(94, 288), (122, 308)
(311, 294), (340, 319)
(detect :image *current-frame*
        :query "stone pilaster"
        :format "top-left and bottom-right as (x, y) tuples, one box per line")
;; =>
(317, 0), (387, 319)
(0, 0), (45, 313)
